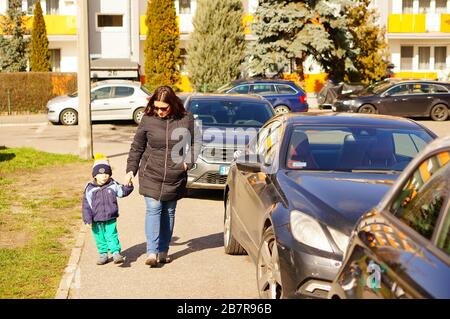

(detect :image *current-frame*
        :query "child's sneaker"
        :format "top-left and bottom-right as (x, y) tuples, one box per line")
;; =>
(112, 252), (125, 264)
(97, 253), (108, 265)
(145, 253), (157, 267)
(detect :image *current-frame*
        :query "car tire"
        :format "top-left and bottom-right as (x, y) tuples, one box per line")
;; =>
(223, 194), (246, 255)
(358, 104), (377, 114)
(257, 225), (283, 299)
(274, 105), (290, 114)
(133, 107), (145, 125)
(59, 108), (78, 125)
(430, 104), (449, 121)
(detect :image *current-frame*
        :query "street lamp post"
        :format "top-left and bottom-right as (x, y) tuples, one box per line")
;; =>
(77, 0), (93, 160)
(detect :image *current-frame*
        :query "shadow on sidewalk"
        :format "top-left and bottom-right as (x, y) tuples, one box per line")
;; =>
(119, 233), (223, 268)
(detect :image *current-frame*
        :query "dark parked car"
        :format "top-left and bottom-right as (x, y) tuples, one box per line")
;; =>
(185, 94), (275, 189)
(223, 112), (437, 298)
(328, 135), (450, 299)
(333, 79), (450, 121)
(217, 79), (308, 114)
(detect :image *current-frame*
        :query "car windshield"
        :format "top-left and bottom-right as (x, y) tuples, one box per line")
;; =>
(187, 99), (274, 127)
(286, 126), (434, 172)
(362, 81), (396, 94)
(216, 83), (234, 93)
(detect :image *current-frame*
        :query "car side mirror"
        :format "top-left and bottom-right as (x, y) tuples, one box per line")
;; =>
(236, 153), (262, 173)
(90, 94), (96, 101)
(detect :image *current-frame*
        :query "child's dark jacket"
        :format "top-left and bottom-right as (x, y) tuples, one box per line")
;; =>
(82, 178), (133, 224)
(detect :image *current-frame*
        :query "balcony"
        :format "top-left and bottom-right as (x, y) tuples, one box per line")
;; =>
(0, 15), (76, 35)
(388, 14), (426, 33)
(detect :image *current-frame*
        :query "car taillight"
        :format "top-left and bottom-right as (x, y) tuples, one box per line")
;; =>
(299, 95), (307, 104)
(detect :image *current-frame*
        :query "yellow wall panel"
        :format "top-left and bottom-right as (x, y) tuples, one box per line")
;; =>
(388, 14), (426, 33)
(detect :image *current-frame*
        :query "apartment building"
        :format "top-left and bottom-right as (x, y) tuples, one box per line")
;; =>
(2, 1), (449, 91)
(378, 0), (450, 80)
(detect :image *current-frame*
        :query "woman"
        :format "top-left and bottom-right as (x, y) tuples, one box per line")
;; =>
(125, 86), (200, 267)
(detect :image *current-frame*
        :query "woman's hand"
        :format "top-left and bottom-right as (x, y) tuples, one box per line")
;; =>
(125, 171), (134, 185)
(183, 163), (188, 171)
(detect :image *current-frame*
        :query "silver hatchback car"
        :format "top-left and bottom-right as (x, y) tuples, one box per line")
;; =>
(46, 80), (150, 125)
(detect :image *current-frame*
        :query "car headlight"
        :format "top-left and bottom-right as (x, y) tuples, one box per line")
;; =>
(290, 210), (333, 252)
(328, 227), (349, 253)
(290, 210), (350, 254)
(342, 100), (356, 106)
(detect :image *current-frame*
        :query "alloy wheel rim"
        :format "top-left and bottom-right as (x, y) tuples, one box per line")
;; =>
(361, 106), (374, 113)
(433, 106), (447, 120)
(275, 106), (289, 114)
(136, 110), (144, 123)
(257, 234), (282, 299)
(63, 112), (76, 124)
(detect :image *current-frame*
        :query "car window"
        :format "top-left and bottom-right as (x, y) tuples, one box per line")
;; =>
(276, 85), (296, 94)
(92, 87), (112, 100)
(390, 151), (450, 240)
(187, 99), (274, 127)
(286, 127), (433, 171)
(387, 84), (411, 96)
(393, 133), (428, 159)
(251, 84), (276, 94)
(256, 121), (282, 166)
(229, 85), (249, 94)
(430, 84), (449, 93)
(113, 86), (134, 98)
(436, 202), (450, 256)
(411, 83), (431, 94)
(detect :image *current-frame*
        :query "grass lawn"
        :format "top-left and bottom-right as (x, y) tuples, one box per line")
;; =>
(0, 147), (91, 298)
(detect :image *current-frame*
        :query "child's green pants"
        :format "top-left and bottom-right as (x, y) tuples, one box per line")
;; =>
(91, 219), (121, 254)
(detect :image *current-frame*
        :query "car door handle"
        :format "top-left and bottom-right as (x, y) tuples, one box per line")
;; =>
(401, 98), (408, 101)
(103, 103), (110, 105)
(129, 101), (135, 103)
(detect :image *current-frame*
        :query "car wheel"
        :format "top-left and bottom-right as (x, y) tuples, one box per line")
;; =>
(223, 194), (246, 255)
(133, 107), (145, 125)
(60, 108), (78, 125)
(257, 225), (283, 299)
(430, 104), (449, 121)
(358, 104), (377, 114)
(274, 105), (290, 114)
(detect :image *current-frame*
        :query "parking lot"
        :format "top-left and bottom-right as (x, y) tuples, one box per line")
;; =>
(0, 113), (448, 298)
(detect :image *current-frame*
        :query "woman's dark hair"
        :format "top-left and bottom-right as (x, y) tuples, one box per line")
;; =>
(145, 86), (186, 119)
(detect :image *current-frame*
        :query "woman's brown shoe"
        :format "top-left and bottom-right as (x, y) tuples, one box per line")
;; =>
(145, 253), (157, 267)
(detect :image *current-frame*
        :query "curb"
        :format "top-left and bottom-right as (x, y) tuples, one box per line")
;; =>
(55, 223), (88, 299)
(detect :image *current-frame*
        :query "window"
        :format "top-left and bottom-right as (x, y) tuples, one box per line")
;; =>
(436, 0), (448, 13)
(229, 85), (249, 94)
(419, 47), (430, 70)
(92, 87), (112, 100)
(46, 0), (59, 15)
(402, 0), (413, 14)
(50, 49), (61, 72)
(276, 85), (296, 94)
(435, 47), (447, 70)
(430, 84), (449, 93)
(256, 121), (282, 166)
(391, 152), (450, 240)
(179, 48), (188, 73)
(401, 46), (413, 70)
(113, 87), (134, 98)
(179, 0), (191, 14)
(419, 0), (431, 13)
(97, 14), (123, 28)
(387, 84), (411, 96)
(26, 0), (34, 14)
(411, 83), (431, 94)
(393, 132), (428, 158)
(251, 84), (276, 94)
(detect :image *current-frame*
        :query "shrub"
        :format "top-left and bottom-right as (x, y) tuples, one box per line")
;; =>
(0, 72), (77, 114)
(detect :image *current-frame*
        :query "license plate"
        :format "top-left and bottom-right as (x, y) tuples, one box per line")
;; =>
(332, 106), (336, 112)
(219, 166), (230, 175)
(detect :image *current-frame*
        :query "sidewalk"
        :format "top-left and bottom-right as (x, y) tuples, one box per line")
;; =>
(0, 114), (47, 125)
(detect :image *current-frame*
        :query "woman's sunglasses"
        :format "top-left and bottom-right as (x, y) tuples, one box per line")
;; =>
(154, 105), (170, 112)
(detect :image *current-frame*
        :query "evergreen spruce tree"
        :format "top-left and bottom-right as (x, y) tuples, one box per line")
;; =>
(0, 0), (30, 72)
(250, 0), (357, 82)
(346, 0), (389, 84)
(187, 0), (245, 92)
(144, 0), (180, 90)
(30, 1), (51, 72)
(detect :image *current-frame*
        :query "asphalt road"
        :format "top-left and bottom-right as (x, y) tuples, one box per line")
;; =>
(0, 113), (448, 299)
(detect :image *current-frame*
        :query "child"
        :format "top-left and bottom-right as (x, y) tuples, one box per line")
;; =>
(82, 153), (133, 265)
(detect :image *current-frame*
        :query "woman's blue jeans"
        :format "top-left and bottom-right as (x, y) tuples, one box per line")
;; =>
(144, 196), (177, 255)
